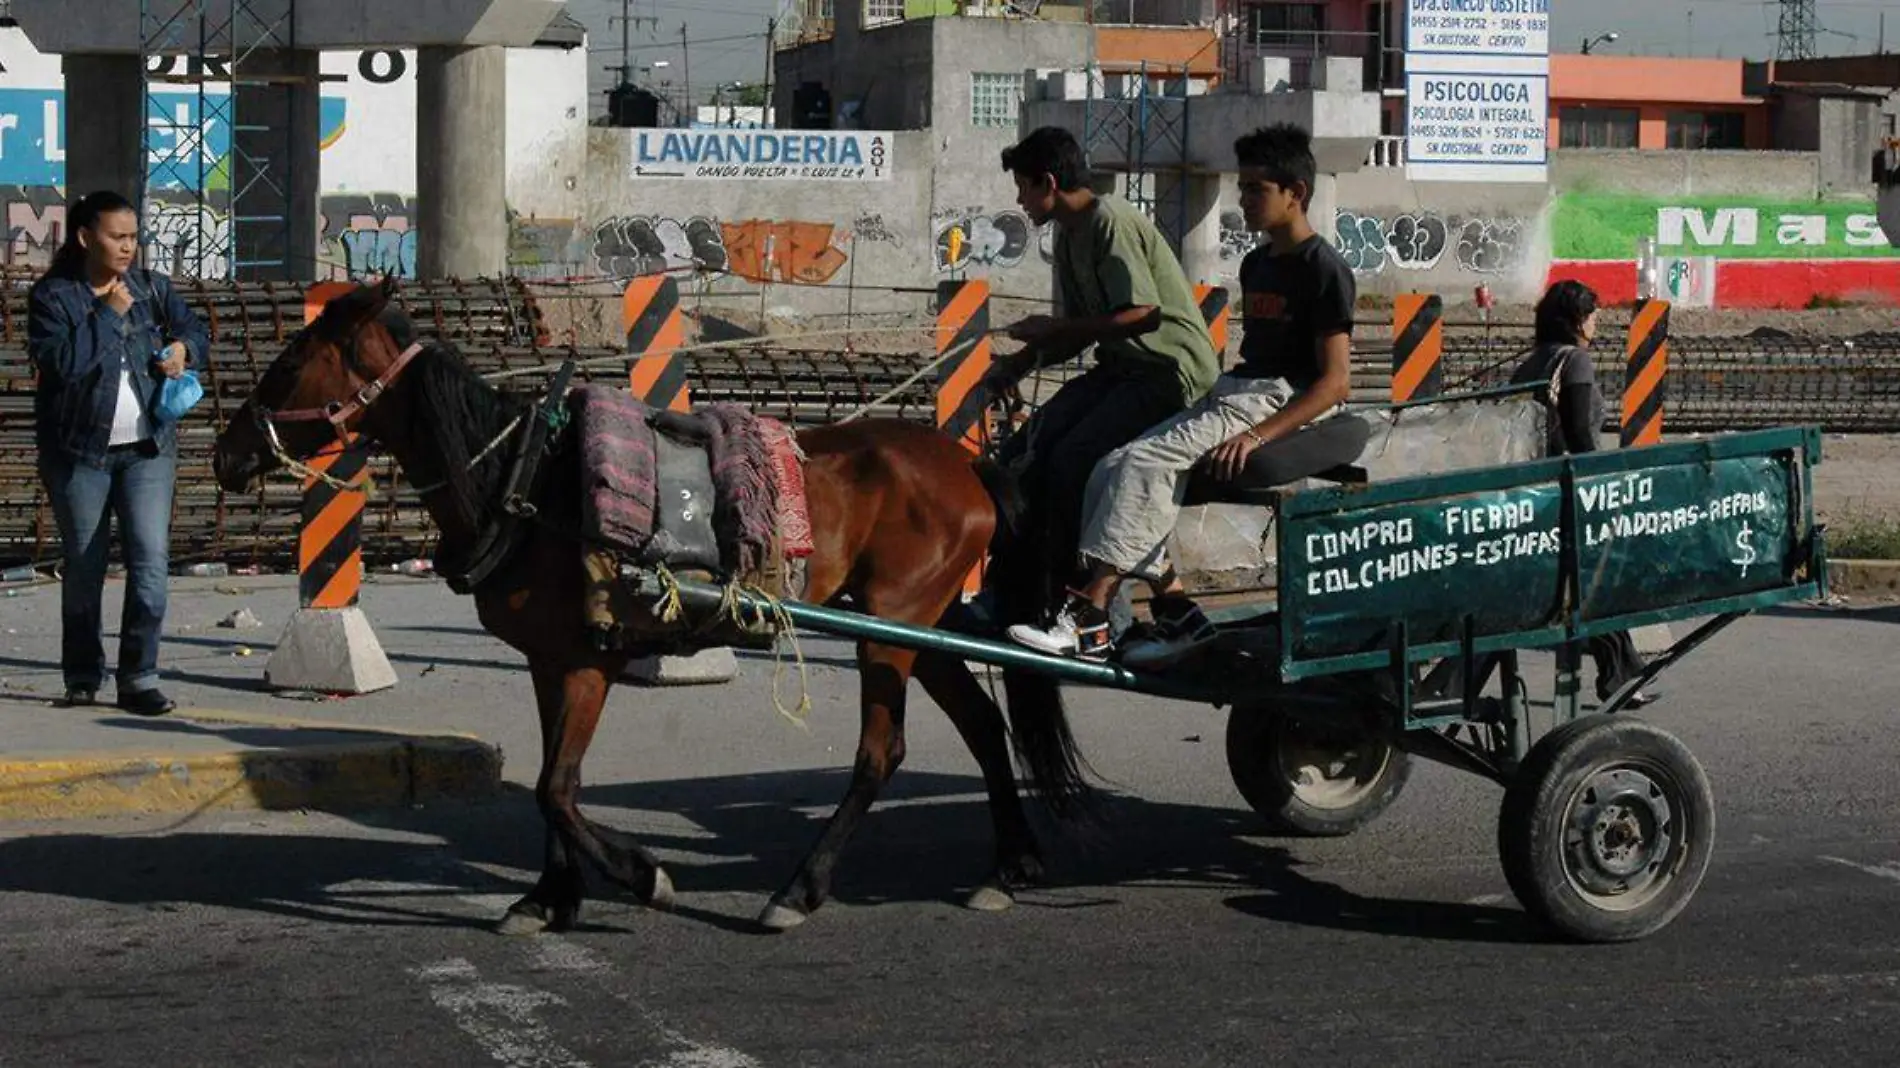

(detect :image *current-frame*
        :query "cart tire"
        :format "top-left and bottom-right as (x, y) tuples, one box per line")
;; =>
(1225, 704), (1411, 837)
(1498, 714), (1715, 944)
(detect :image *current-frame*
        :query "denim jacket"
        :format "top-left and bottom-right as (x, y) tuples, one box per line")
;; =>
(29, 267), (209, 466)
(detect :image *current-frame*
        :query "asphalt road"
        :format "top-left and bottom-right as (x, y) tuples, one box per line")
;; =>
(4, 584), (1900, 1067)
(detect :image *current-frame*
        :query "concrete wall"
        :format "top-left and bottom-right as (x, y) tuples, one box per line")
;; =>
(579, 126), (1056, 321)
(1549, 149), (1836, 201)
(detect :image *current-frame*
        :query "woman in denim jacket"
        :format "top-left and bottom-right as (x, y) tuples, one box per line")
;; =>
(29, 191), (209, 716)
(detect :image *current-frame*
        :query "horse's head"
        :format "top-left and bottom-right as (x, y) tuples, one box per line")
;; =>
(213, 276), (419, 493)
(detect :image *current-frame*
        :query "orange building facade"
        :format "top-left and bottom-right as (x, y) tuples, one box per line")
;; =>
(1546, 55), (1771, 151)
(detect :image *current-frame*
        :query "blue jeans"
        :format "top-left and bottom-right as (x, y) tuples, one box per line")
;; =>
(39, 444), (177, 693)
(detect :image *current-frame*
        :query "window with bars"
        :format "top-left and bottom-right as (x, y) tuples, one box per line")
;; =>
(1558, 106), (1640, 149)
(863, 0), (903, 26)
(1246, 2), (1328, 49)
(1665, 110), (1746, 150)
(971, 72), (1022, 129)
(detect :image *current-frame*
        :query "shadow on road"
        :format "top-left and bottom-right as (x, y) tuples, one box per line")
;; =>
(0, 766), (1538, 944)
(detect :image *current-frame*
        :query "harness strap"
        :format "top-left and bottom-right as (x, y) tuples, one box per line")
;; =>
(271, 341), (427, 428)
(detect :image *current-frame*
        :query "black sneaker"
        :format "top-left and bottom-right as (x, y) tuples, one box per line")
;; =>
(1005, 593), (1114, 661)
(1120, 596), (1219, 671)
(117, 688), (177, 717)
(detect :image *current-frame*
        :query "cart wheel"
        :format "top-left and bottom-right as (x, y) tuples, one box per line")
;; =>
(1497, 714), (1715, 943)
(1225, 704), (1411, 837)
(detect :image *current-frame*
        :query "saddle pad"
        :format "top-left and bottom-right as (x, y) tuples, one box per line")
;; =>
(574, 385), (659, 555)
(759, 417), (813, 558)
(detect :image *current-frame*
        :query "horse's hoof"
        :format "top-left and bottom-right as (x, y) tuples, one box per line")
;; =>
(757, 901), (808, 931)
(965, 884), (1016, 913)
(644, 868), (676, 911)
(495, 908), (549, 937)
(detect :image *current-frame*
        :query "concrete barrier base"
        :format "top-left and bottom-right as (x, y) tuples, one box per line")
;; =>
(624, 647), (739, 686)
(265, 607), (399, 695)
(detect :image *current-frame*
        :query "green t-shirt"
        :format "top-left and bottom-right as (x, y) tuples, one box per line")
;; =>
(1051, 194), (1220, 404)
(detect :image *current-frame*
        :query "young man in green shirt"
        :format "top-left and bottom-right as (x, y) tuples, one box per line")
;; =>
(985, 126), (1221, 647)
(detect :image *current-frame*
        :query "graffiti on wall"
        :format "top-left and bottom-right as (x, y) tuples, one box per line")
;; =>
(1333, 209), (1530, 276)
(720, 219), (849, 285)
(592, 216), (730, 277)
(319, 193), (418, 279)
(589, 215), (853, 285)
(931, 208), (1053, 273)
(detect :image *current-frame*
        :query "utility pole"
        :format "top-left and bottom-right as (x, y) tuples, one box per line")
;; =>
(681, 22), (692, 119)
(609, 0), (658, 87)
(764, 16), (776, 129)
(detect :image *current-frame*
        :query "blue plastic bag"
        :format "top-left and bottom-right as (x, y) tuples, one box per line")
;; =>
(154, 369), (204, 424)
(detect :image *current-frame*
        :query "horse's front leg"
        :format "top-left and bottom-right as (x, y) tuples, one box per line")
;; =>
(759, 640), (913, 930)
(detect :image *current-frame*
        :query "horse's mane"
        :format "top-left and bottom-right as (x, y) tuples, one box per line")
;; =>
(387, 317), (528, 537)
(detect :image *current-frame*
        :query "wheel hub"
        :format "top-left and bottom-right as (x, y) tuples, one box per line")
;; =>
(1563, 766), (1678, 906)
(1276, 719), (1392, 811)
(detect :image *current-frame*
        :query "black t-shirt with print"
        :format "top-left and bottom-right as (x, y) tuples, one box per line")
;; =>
(1234, 234), (1357, 389)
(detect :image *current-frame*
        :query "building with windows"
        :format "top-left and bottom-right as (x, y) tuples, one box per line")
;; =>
(1547, 55), (1770, 151)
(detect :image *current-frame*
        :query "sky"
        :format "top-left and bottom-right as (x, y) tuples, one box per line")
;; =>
(562, 0), (1900, 117)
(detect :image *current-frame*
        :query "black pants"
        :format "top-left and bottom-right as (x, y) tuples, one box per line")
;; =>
(995, 364), (1185, 613)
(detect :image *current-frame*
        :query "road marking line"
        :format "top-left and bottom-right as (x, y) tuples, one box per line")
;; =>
(412, 956), (592, 1068)
(523, 938), (763, 1068)
(1820, 855), (1900, 884)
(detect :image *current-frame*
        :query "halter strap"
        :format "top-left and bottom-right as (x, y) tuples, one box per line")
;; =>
(269, 341), (427, 428)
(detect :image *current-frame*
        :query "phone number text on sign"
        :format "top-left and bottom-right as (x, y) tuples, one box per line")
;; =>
(1407, 0), (1550, 56)
(1404, 72), (1548, 164)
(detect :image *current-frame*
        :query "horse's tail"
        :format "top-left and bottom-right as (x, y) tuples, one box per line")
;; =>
(1000, 667), (1099, 822)
(971, 454), (1099, 821)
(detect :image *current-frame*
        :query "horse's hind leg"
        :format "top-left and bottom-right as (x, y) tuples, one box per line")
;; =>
(759, 640), (914, 930)
(911, 651), (1043, 912)
(498, 658), (672, 936)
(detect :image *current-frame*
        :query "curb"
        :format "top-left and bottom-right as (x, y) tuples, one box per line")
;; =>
(0, 708), (504, 821)
(1826, 558), (1900, 599)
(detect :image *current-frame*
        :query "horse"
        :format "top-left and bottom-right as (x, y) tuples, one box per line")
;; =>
(211, 277), (1093, 934)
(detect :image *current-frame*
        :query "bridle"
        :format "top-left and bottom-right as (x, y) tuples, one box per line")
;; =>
(251, 336), (526, 498)
(253, 340), (425, 493)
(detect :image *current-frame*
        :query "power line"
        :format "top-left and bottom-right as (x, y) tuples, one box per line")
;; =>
(586, 30), (765, 54)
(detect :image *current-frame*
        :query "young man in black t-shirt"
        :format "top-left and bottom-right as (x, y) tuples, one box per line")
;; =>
(1007, 123), (1356, 666)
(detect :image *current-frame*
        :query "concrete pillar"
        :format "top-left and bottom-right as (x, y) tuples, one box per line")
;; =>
(233, 49), (322, 281)
(1309, 172), (1340, 251)
(63, 54), (144, 206)
(1178, 173), (1224, 287)
(417, 46), (508, 280)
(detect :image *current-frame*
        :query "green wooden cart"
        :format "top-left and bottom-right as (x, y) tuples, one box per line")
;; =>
(633, 422), (1827, 943)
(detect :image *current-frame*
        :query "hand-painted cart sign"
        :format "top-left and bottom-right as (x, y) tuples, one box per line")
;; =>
(628, 129), (893, 181)
(1279, 435), (1808, 664)
(1575, 455), (1794, 620)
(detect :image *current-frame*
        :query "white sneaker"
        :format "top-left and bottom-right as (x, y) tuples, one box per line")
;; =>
(1006, 596), (1113, 661)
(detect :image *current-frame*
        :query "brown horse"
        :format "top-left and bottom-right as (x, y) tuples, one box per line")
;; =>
(211, 278), (1091, 934)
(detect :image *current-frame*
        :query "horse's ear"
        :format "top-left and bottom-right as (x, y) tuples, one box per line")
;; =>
(313, 277), (394, 342)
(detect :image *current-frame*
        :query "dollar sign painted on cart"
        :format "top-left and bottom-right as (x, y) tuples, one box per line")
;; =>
(1733, 521), (1756, 577)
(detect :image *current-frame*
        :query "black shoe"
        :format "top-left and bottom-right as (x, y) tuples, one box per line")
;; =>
(117, 688), (177, 717)
(60, 687), (97, 708)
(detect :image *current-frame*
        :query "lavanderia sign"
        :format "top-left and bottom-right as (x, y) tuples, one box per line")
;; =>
(629, 129), (892, 182)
